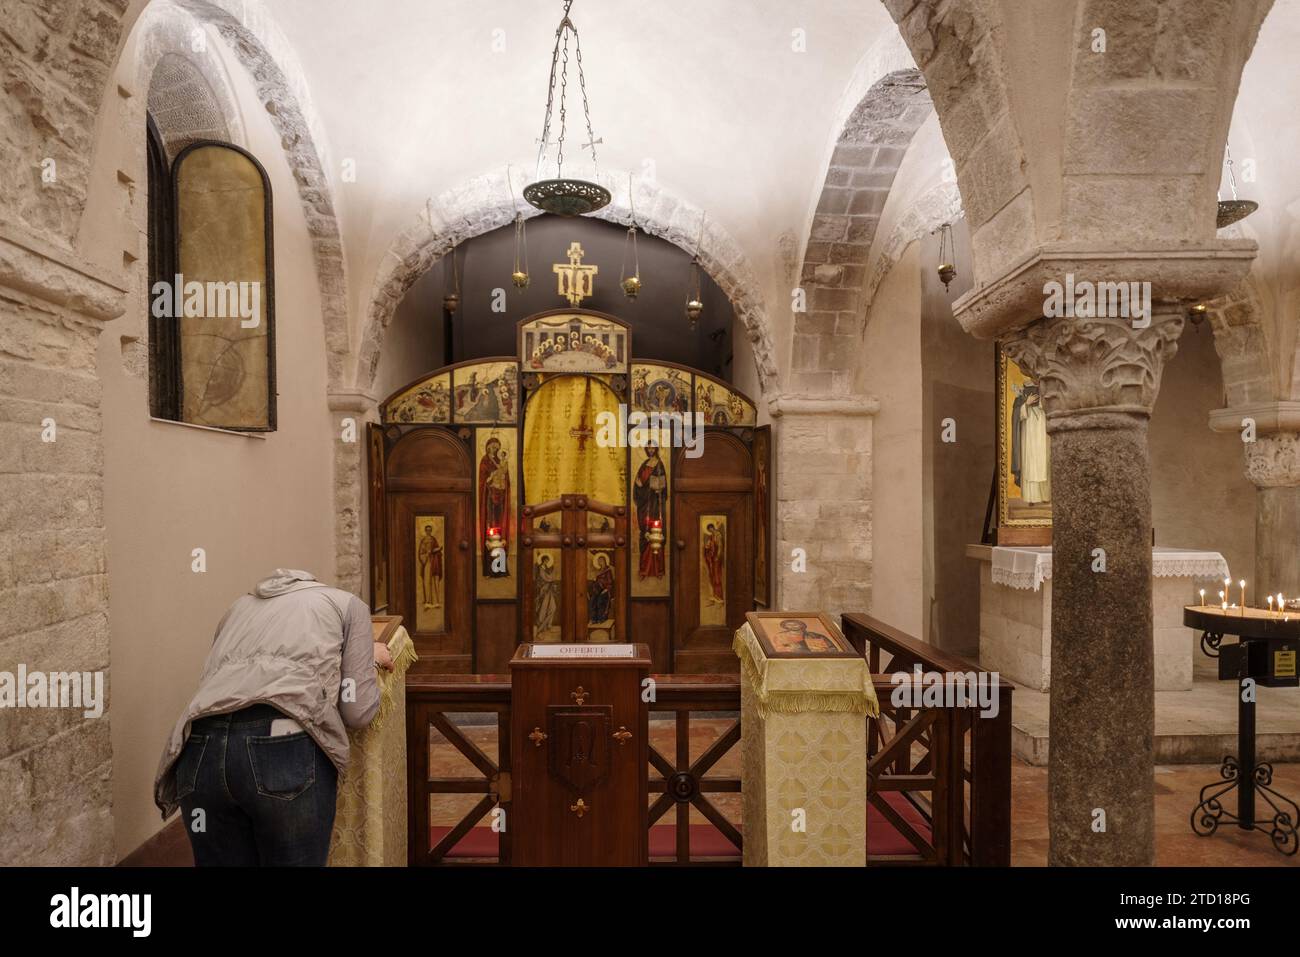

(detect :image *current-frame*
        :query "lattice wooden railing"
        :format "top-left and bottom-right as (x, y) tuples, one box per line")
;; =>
(406, 675), (511, 866)
(844, 612), (1013, 866)
(647, 675), (742, 865)
(406, 622), (1011, 867)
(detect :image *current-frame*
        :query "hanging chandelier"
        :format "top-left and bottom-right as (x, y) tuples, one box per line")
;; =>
(523, 0), (611, 217)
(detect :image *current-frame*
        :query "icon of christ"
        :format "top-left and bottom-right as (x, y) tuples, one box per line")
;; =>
(479, 437), (511, 577)
(633, 444), (667, 580)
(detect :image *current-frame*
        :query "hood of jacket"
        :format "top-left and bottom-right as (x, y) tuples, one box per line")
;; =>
(253, 568), (322, 598)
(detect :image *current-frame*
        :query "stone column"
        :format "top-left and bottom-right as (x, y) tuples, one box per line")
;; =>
(767, 394), (878, 618)
(328, 390), (379, 599)
(1244, 431), (1300, 598)
(1005, 312), (1184, 866)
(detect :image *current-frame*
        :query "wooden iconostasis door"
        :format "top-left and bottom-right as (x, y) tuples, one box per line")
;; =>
(384, 429), (474, 672)
(672, 433), (754, 673)
(520, 495), (629, 646)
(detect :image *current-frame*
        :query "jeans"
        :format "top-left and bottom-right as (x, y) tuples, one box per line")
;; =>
(175, 704), (338, 866)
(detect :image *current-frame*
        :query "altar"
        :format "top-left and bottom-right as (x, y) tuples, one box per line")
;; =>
(967, 545), (1230, 692)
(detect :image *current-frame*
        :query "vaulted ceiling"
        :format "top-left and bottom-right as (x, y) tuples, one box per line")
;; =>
(261, 0), (902, 321)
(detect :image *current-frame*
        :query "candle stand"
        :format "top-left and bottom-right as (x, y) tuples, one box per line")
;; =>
(1185, 605), (1300, 856)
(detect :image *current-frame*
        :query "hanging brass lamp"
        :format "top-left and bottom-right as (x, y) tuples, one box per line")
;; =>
(620, 175), (643, 299)
(1216, 143), (1258, 228)
(685, 211), (706, 328)
(507, 167), (530, 288)
(936, 222), (957, 291)
(523, 0), (611, 217)
(443, 243), (461, 314)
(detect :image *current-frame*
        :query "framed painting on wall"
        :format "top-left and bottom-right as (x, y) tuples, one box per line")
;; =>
(996, 344), (1052, 545)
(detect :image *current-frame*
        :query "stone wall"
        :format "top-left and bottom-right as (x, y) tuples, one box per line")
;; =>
(0, 230), (125, 865)
(769, 396), (877, 619)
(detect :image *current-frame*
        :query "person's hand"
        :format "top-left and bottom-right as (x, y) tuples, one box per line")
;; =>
(374, 641), (394, 672)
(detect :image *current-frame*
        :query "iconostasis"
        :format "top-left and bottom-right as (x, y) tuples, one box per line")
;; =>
(370, 308), (771, 674)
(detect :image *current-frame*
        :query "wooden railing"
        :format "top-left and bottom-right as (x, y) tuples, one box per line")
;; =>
(406, 675), (511, 867)
(405, 673), (743, 866)
(843, 612), (1013, 866)
(407, 619), (1011, 867)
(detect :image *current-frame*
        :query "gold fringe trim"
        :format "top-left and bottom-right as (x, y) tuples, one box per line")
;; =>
(369, 628), (418, 735)
(732, 628), (879, 720)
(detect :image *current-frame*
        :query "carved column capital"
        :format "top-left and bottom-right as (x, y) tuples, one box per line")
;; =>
(1002, 313), (1184, 428)
(1244, 431), (1300, 489)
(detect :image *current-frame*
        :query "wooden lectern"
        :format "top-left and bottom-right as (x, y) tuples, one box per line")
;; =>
(509, 643), (650, 866)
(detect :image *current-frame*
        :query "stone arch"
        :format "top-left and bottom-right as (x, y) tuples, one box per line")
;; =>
(356, 169), (778, 393)
(1058, 0), (1275, 246)
(883, 0), (1035, 281)
(795, 68), (933, 394)
(1203, 276), (1275, 408)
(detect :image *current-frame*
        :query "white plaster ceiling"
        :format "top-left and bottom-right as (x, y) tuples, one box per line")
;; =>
(257, 0), (899, 324)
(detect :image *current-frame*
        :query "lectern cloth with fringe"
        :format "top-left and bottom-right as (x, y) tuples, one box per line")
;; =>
(734, 621), (876, 867)
(327, 622), (417, 866)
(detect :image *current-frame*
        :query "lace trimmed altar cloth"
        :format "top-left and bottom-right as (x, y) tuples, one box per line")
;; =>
(990, 546), (1230, 592)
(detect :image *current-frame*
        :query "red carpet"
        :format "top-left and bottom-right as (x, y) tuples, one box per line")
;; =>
(430, 792), (932, 860)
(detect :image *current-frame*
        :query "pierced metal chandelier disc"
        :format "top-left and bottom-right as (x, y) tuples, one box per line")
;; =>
(524, 178), (611, 217)
(1216, 199), (1258, 229)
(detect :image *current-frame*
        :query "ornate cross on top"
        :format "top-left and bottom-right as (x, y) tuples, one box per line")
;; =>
(553, 241), (598, 307)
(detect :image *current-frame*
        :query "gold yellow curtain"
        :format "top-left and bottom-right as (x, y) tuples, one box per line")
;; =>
(523, 376), (626, 505)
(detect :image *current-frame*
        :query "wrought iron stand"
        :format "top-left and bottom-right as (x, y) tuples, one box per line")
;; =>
(1189, 610), (1299, 856)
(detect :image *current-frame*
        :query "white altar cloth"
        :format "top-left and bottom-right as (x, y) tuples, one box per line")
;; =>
(990, 546), (1230, 592)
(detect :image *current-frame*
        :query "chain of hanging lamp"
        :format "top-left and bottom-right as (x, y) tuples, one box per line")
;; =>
(525, 0), (611, 216)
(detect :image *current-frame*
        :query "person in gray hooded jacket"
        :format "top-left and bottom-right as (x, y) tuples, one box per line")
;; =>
(154, 569), (393, 866)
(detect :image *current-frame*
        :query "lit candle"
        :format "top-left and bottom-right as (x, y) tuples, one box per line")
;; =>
(1220, 590), (1227, 610)
(1200, 589), (1206, 608)
(1240, 580), (1246, 614)
(1268, 595), (1275, 613)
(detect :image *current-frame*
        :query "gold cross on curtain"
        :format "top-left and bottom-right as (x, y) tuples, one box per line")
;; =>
(523, 376), (627, 505)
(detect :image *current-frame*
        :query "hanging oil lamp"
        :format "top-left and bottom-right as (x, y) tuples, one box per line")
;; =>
(936, 222), (956, 291)
(621, 177), (643, 300)
(443, 244), (461, 314)
(1216, 142), (1258, 229)
(511, 214), (530, 289)
(523, 0), (611, 217)
(507, 166), (530, 288)
(685, 211), (706, 328)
